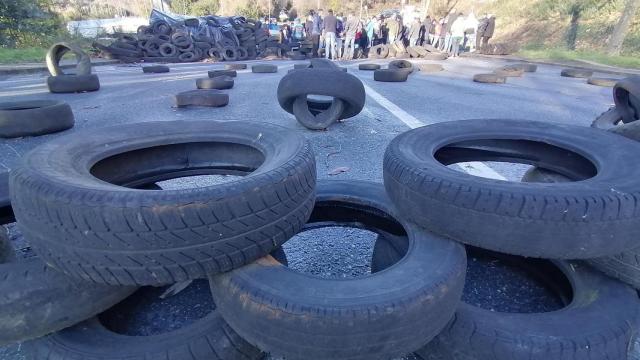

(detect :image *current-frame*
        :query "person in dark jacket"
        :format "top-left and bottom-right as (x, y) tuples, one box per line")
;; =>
(420, 15), (432, 45)
(481, 14), (496, 48)
(323, 9), (338, 59)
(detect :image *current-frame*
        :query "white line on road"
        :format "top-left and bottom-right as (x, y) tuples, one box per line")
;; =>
(361, 82), (507, 181)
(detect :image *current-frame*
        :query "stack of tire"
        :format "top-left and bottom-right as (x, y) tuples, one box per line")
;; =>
(473, 62), (537, 84)
(45, 42), (100, 93)
(369, 43), (447, 60)
(277, 58), (365, 130)
(373, 59), (415, 82)
(93, 16), (268, 63)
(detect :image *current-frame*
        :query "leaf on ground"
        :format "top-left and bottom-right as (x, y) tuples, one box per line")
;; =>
(328, 166), (350, 176)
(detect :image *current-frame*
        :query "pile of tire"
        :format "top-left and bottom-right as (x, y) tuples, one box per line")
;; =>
(474, 62), (537, 84)
(373, 60), (415, 82)
(277, 58), (365, 130)
(93, 16), (271, 63)
(45, 42), (100, 93)
(369, 43), (448, 60)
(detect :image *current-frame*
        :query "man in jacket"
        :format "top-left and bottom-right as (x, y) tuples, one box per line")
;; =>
(408, 16), (421, 46)
(481, 14), (496, 48)
(310, 10), (323, 57)
(323, 9), (338, 60)
(386, 15), (400, 44)
(343, 13), (360, 60)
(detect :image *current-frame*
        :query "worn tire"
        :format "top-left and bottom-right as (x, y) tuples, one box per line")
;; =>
(388, 59), (414, 72)
(374, 69), (410, 82)
(372, 235), (640, 360)
(422, 52), (448, 60)
(209, 180), (466, 360)
(47, 74), (100, 93)
(473, 73), (506, 83)
(369, 44), (389, 59)
(10, 121), (316, 286)
(587, 77), (618, 87)
(46, 42), (92, 76)
(0, 100), (74, 138)
(225, 63), (247, 70)
(278, 68), (365, 119)
(383, 119), (640, 259)
(142, 65), (170, 74)
(419, 64), (444, 73)
(252, 64), (277, 73)
(0, 177), (134, 346)
(561, 68), (593, 78)
(613, 76), (640, 123)
(174, 90), (229, 107)
(292, 96), (345, 130)
(359, 63), (380, 70)
(208, 69), (237, 78)
(494, 66), (524, 77)
(196, 76), (234, 90)
(591, 107), (624, 130)
(159, 43), (178, 57)
(178, 52), (196, 62)
(293, 63), (310, 69)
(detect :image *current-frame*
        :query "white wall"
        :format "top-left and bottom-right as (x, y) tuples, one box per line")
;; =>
(67, 17), (149, 37)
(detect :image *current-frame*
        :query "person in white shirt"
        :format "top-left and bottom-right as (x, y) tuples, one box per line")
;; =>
(449, 13), (466, 57)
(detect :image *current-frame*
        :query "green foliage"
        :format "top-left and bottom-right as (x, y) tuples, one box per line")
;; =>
(0, 47), (47, 63)
(236, 3), (262, 19)
(0, 0), (63, 47)
(518, 47), (640, 69)
(190, 0), (220, 16)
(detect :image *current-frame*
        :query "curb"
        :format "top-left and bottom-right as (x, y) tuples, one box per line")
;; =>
(465, 53), (640, 77)
(0, 59), (120, 76)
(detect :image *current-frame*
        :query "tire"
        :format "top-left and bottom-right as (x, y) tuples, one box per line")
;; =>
(196, 76), (234, 90)
(407, 46), (420, 58)
(560, 68), (593, 78)
(252, 64), (277, 73)
(421, 52), (448, 60)
(278, 68), (366, 120)
(171, 32), (192, 48)
(359, 63), (381, 70)
(373, 69), (410, 82)
(413, 47), (428, 57)
(292, 96), (345, 130)
(151, 20), (172, 35)
(208, 70), (237, 78)
(0, 100), (74, 138)
(194, 41), (212, 51)
(613, 76), (640, 123)
(372, 235), (639, 360)
(383, 119), (640, 259)
(0, 178), (135, 345)
(174, 90), (229, 107)
(369, 44), (389, 59)
(47, 74), (100, 93)
(142, 65), (170, 74)
(159, 43), (178, 57)
(519, 63), (537, 72)
(473, 73), (506, 83)
(309, 58), (338, 69)
(395, 52), (409, 59)
(419, 64), (444, 73)
(494, 66), (524, 77)
(10, 120), (316, 286)
(25, 282), (264, 360)
(588, 77), (618, 87)
(293, 63), (310, 69)
(388, 59), (414, 71)
(209, 180), (466, 360)
(590, 107), (624, 130)
(236, 47), (249, 61)
(208, 47), (223, 60)
(46, 42), (92, 76)
(178, 52), (196, 62)
(222, 47), (239, 61)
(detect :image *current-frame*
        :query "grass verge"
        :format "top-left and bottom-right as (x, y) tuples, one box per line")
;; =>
(517, 48), (640, 70)
(0, 47), (48, 64)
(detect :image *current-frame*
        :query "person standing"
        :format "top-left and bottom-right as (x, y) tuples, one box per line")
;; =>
(293, 18), (306, 41)
(310, 10), (323, 57)
(420, 15), (432, 45)
(408, 16), (421, 46)
(463, 12), (478, 52)
(343, 13), (360, 60)
(441, 9), (458, 52)
(386, 15), (400, 44)
(449, 13), (465, 57)
(481, 14), (496, 48)
(280, 23), (291, 44)
(366, 16), (377, 48)
(323, 9), (338, 60)
(335, 14), (344, 59)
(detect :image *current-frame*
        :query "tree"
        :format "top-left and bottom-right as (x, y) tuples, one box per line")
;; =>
(191, 0), (220, 15)
(0, 0), (60, 47)
(606, 0), (640, 55)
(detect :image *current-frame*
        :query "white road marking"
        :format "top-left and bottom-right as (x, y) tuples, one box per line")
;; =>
(361, 82), (507, 181)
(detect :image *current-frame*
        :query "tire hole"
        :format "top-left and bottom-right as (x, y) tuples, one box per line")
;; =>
(98, 279), (214, 336)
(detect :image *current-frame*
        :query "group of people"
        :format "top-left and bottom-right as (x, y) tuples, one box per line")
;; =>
(276, 9), (497, 60)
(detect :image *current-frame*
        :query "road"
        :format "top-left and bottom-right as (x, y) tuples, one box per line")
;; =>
(0, 56), (633, 359)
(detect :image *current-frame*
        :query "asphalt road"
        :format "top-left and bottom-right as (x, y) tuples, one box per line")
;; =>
(0, 56), (636, 359)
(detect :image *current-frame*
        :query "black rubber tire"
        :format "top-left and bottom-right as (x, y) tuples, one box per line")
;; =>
(473, 73), (506, 83)
(222, 47), (239, 61)
(587, 77), (618, 87)
(421, 52), (448, 60)
(372, 235), (640, 360)
(159, 43), (178, 57)
(388, 59), (414, 71)
(174, 90), (229, 107)
(194, 41), (212, 51)
(309, 58), (338, 69)
(373, 69), (410, 82)
(151, 20), (172, 35)
(178, 52), (196, 62)
(208, 70), (237, 78)
(25, 285), (264, 360)
(0, 177), (135, 346)
(46, 42), (92, 76)
(278, 68), (365, 119)
(419, 64), (444, 73)
(613, 76), (640, 123)
(171, 32), (192, 48)
(293, 63), (310, 69)
(208, 47), (223, 60)
(561, 68), (594, 78)
(47, 74), (100, 93)
(369, 44), (389, 59)
(225, 63), (247, 71)
(252, 64), (277, 73)
(359, 63), (381, 70)
(0, 100), (74, 138)
(10, 121), (316, 286)
(590, 107), (624, 130)
(236, 47), (249, 61)
(292, 96), (345, 130)
(383, 119), (640, 259)
(514, 63), (537, 72)
(196, 76), (234, 90)
(142, 65), (170, 74)
(494, 66), (524, 77)
(209, 180), (466, 360)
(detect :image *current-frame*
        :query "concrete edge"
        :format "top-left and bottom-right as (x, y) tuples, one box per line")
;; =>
(464, 53), (640, 77)
(0, 59), (121, 76)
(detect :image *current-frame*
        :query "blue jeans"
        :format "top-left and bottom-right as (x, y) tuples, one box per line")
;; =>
(325, 32), (336, 59)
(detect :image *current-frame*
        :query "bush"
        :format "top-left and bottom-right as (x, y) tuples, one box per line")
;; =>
(0, 0), (62, 48)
